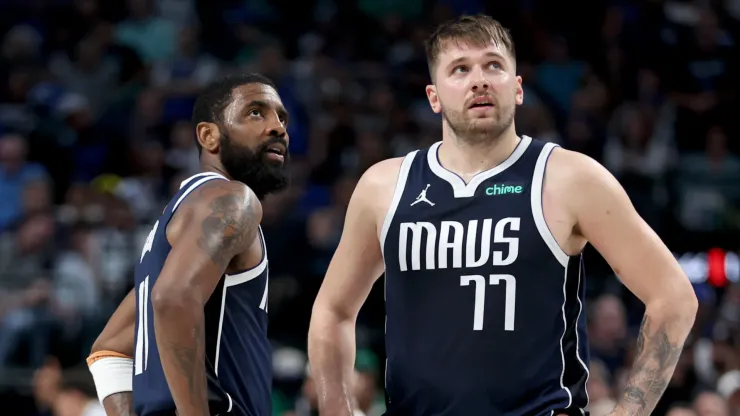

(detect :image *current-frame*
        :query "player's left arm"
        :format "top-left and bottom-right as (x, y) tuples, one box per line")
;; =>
(151, 181), (262, 416)
(88, 288), (136, 416)
(559, 149), (698, 416)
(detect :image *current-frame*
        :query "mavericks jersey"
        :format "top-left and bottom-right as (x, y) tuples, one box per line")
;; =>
(132, 172), (271, 416)
(381, 137), (589, 416)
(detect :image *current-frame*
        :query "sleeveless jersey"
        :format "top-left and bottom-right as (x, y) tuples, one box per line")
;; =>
(132, 172), (271, 416)
(381, 136), (590, 416)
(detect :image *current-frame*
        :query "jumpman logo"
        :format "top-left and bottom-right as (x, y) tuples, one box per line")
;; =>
(411, 184), (435, 206)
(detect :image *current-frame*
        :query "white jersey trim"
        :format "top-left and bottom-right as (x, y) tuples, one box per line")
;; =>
(379, 151), (416, 400)
(215, 227), (268, 374)
(531, 143), (569, 267)
(380, 151), (418, 258)
(427, 135), (532, 198)
(575, 257), (590, 409)
(173, 172), (228, 212)
(558, 260), (573, 408)
(557, 256), (588, 413)
(224, 227), (268, 287)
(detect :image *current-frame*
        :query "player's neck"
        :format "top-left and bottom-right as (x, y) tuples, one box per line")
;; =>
(200, 161), (231, 180)
(438, 126), (520, 183)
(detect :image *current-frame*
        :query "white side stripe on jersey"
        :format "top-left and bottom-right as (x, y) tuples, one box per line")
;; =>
(214, 227), (268, 374)
(380, 151), (418, 258)
(557, 257), (589, 413)
(575, 258), (590, 410)
(558, 261), (573, 408)
(531, 142), (569, 267)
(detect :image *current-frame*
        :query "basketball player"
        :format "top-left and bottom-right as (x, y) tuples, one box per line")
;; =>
(308, 15), (698, 416)
(86, 73), (290, 416)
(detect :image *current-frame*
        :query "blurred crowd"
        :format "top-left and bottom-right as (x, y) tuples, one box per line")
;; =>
(0, 0), (738, 415)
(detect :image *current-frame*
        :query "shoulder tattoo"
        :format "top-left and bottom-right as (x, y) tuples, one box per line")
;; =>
(196, 185), (258, 267)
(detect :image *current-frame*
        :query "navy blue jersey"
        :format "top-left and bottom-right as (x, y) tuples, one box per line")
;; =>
(380, 137), (590, 416)
(132, 172), (271, 416)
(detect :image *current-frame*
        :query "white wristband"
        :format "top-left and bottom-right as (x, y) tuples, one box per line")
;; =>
(88, 356), (134, 404)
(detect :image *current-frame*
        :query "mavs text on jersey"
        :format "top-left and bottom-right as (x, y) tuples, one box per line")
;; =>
(381, 136), (590, 416)
(133, 172), (271, 416)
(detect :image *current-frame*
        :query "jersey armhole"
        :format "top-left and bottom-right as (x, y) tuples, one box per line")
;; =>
(530, 143), (570, 267)
(172, 173), (228, 213)
(163, 173), (229, 240)
(379, 151), (418, 259)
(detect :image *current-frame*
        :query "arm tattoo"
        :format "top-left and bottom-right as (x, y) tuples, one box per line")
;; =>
(196, 188), (257, 267)
(155, 185), (256, 415)
(615, 315), (683, 415)
(102, 392), (136, 416)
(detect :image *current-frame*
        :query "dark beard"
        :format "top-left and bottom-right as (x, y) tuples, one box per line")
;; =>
(219, 133), (289, 199)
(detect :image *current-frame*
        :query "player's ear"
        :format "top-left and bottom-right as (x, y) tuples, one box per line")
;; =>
(196, 122), (221, 153)
(515, 75), (524, 105)
(426, 84), (442, 114)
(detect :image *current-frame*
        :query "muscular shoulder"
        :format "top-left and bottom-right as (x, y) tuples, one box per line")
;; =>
(545, 146), (626, 223)
(547, 147), (619, 194)
(348, 157), (405, 233)
(170, 180), (263, 266)
(356, 157), (404, 205)
(360, 157), (405, 190)
(179, 180), (263, 224)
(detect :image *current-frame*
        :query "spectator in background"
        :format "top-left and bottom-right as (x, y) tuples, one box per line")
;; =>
(113, 140), (167, 222)
(693, 391), (731, 416)
(535, 36), (587, 119)
(150, 26), (221, 123)
(156, 0), (197, 29)
(586, 359), (617, 415)
(675, 126), (740, 232)
(603, 103), (676, 229)
(150, 26), (221, 94)
(52, 224), (104, 346)
(717, 370), (740, 413)
(668, 8), (735, 152)
(115, 0), (177, 64)
(49, 36), (120, 118)
(90, 192), (139, 303)
(32, 357), (105, 416)
(0, 134), (48, 231)
(164, 120), (199, 178)
(587, 294), (628, 376)
(0, 1), (738, 414)
(306, 174), (357, 276)
(351, 350), (385, 416)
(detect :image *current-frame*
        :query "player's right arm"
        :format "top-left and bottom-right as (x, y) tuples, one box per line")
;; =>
(88, 288), (136, 416)
(152, 181), (261, 416)
(308, 158), (401, 416)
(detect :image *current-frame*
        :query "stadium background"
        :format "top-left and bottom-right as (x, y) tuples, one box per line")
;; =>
(0, 0), (738, 415)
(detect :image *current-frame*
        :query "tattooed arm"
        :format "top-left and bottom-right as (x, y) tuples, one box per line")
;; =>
(151, 181), (262, 416)
(555, 150), (698, 415)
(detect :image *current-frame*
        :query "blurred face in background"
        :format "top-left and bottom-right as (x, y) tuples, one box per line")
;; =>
(23, 180), (52, 214)
(694, 392), (729, 416)
(0, 134), (28, 173)
(590, 295), (627, 348)
(426, 39), (522, 143)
